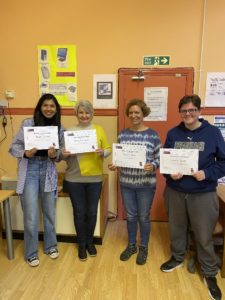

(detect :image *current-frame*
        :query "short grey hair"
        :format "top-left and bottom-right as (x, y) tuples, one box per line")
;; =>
(75, 100), (94, 115)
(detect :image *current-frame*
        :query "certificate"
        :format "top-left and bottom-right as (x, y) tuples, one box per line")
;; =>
(113, 143), (146, 169)
(24, 126), (59, 150)
(160, 148), (199, 175)
(64, 129), (97, 154)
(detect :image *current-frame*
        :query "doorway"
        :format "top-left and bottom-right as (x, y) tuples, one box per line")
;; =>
(118, 67), (194, 220)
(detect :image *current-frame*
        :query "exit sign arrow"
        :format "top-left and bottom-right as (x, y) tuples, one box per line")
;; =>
(160, 57), (168, 64)
(143, 56), (170, 66)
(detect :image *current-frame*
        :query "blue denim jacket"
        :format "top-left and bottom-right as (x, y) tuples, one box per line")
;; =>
(9, 118), (64, 195)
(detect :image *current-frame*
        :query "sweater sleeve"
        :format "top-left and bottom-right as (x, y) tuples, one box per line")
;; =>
(97, 125), (111, 158)
(8, 119), (30, 158)
(151, 133), (161, 170)
(55, 125), (65, 162)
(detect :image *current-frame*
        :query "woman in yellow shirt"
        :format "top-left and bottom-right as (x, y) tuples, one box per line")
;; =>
(62, 100), (111, 261)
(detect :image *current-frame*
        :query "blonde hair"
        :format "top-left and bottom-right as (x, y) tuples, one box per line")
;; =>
(75, 100), (94, 115)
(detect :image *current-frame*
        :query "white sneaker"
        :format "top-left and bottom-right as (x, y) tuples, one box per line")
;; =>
(27, 256), (40, 267)
(48, 248), (59, 259)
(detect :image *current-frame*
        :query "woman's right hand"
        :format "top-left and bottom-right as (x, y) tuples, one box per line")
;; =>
(108, 163), (117, 171)
(24, 148), (38, 158)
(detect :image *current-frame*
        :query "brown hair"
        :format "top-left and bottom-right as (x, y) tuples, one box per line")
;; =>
(125, 99), (150, 117)
(178, 94), (201, 111)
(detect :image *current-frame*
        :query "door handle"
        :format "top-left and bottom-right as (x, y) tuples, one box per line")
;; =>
(131, 75), (145, 81)
(131, 70), (145, 81)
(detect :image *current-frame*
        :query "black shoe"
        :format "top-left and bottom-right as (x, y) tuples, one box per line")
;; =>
(160, 257), (183, 272)
(120, 244), (137, 261)
(204, 276), (222, 300)
(86, 244), (97, 257)
(136, 246), (148, 265)
(78, 246), (87, 261)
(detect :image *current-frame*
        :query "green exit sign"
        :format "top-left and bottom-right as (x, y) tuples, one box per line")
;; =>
(143, 56), (170, 66)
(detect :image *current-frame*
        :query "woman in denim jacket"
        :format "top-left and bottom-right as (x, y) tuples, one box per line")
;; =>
(9, 93), (64, 267)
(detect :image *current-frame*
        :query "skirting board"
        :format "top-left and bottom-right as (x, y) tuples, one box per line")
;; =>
(1, 231), (103, 245)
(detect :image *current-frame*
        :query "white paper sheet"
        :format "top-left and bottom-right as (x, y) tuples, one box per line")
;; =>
(113, 143), (146, 169)
(144, 87), (168, 121)
(205, 72), (225, 107)
(24, 126), (59, 150)
(64, 129), (97, 154)
(160, 148), (199, 175)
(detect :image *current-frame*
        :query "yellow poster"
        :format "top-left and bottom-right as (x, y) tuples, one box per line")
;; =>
(38, 45), (77, 106)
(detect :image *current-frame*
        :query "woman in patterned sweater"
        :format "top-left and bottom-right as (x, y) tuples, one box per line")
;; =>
(109, 99), (161, 265)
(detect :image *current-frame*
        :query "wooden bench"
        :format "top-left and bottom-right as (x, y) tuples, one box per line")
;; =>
(0, 190), (16, 260)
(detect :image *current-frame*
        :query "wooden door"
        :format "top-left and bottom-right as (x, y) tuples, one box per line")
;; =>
(118, 67), (194, 220)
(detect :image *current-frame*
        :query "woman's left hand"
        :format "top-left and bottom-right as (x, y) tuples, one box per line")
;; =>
(95, 148), (104, 156)
(48, 146), (57, 159)
(144, 163), (155, 173)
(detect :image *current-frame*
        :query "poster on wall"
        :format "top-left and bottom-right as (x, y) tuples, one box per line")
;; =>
(93, 74), (117, 109)
(205, 72), (225, 107)
(214, 115), (225, 185)
(38, 45), (77, 106)
(214, 115), (225, 140)
(144, 87), (168, 121)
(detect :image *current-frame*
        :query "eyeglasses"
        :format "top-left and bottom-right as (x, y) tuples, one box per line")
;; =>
(179, 108), (198, 115)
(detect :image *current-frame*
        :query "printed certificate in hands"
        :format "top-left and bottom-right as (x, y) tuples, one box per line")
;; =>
(113, 143), (146, 169)
(24, 126), (59, 150)
(64, 129), (98, 154)
(160, 148), (199, 175)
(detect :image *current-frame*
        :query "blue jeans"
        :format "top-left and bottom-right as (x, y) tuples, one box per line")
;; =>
(64, 181), (102, 247)
(120, 185), (155, 247)
(20, 159), (57, 259)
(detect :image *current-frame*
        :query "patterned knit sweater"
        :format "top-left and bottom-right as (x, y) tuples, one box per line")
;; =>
(118, 128), (161, 188)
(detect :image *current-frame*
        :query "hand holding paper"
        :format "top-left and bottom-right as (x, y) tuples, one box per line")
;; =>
(160, 148), (199, 176)
(144, 163), (155, 173)
(24, 126), (59, 150)
(64, 129), (97, 154)
(24, 148), (38, 158)
(48, 146), (57, 159)
(113, 143), (146, 169)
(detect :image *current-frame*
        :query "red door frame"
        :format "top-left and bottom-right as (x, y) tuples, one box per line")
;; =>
(117, 67), (194, 220)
